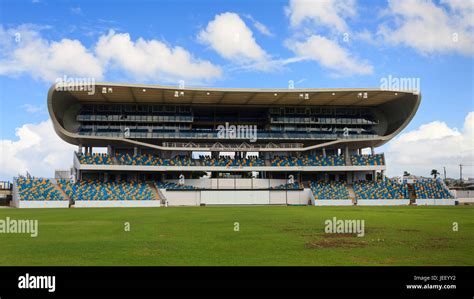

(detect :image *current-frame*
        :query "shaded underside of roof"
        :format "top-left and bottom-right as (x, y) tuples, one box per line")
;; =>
(59, 82), (418, 107)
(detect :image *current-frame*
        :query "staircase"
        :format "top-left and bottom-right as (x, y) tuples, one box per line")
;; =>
(148, 182), (166, 204)
(51, 179), (73, 207)
(407, 184), (416, 204)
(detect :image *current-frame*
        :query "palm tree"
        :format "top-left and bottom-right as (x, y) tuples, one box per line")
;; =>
(431, 169), (440, 179)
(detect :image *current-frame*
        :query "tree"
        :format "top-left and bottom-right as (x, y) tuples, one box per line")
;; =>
(431, 169), (440, 179)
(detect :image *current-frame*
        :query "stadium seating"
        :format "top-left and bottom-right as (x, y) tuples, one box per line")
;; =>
(310, 181), (349, 200)
(271, 182), (303, 190)
(353, 180), (408, 199)
(77, 153), (114, 165)
(199, 155), (265, 167)
(16, 177), (65, 201)
(57, 179), (156, 200)
(117, 154), (195, 166)
(271, 155), (345, 167)
(414, 179), (453, 199)
(351, 154), (384, 166)
(154, 181), (197, 190)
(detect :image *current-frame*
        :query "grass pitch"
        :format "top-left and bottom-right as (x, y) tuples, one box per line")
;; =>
(0, 206), (472, 266)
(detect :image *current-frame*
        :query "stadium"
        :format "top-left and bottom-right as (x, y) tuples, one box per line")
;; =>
(9, 82), (456, 208)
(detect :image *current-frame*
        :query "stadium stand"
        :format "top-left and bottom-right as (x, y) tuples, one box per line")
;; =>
(199, 155), (265, 167)
(310, 181), (350, 200)
(351, 154), (384, 166)
(8, 83), (430, 207)
(77, 153), (114, 165)
(16, 177), (65, 201)
(353, 180), (408, 199)
(414, 179), (453, 199)
(271, 155), (345, 167)
(57, 179), (156, 200)
(78, 153), (196, 166)
(117, 153), (161, 166)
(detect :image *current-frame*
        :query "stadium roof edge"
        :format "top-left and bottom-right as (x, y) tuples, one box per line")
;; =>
(50, 82), (420, 107)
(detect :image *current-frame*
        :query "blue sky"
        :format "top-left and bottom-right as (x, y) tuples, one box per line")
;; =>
(0, 0), (473, 180)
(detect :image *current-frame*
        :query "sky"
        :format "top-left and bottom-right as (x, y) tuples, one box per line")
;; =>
(0, 0), (473, 180)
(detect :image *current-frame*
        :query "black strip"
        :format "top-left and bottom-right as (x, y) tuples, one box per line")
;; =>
(0, 266), (471, 298)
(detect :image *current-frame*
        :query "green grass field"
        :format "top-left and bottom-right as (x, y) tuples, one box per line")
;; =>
(0, 206), (472, 266)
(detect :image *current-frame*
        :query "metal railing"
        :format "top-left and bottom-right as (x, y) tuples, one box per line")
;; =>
(78, 131), (379, 140)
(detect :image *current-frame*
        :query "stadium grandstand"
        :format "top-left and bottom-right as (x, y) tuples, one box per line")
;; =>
(10, 82), (456, 207)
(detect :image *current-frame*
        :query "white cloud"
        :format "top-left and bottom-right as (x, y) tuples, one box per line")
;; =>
(385, 112), (474, 179)
(95, 30), (222, 82)
(0, 25), (103, 82)
(378, 0), (474, 55)
(285, 0), (357, 33)
(286, 35), (373, 76)
(243, 15), (274, 37)
(0, 120), (76, 180)
(20, 104), (45, 114)
(198, 12), (268, 64)
(253, 21), (273, 37)
(0, 25), (222, 83)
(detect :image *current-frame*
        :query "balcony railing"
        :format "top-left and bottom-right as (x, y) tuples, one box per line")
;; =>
(77, 131), (379, 140)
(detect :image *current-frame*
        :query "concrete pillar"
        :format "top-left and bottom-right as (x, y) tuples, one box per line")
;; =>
(78, 145), (83, 154)
(322, 148), (326, 158)
(107, 145), (112, 156)
(134, 147), (138, 156)
(371, 146), (375, 155)
(358, 148), (362, 155)
(345, 146), (349, 158)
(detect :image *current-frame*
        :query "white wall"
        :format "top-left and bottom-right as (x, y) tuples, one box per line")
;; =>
(74, 200), (161, 208)
(415, 199), (456, 206)
(164, 191), (201, 206)
(452, 190), (474, 199)
(16, 201), (69, 208)
(201, 190), (270, 205)
(269, 191), (286, 204)
(287, 189), (311, 205)
(313, 200), (353, 206)
(357, 199), (410, 206)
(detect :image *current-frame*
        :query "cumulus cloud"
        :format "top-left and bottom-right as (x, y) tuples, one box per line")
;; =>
(286, 35), (373, 76)
(198, 12), (268, 65)
(0, 25), (103, 82)
(0, 25), (222, 83)
(378, 0), (474, 55)
(385, 112), (474, 179)
(96, 30), (221, 81)
(285, 0), (357, 33)
(0, 120), (76, 180)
